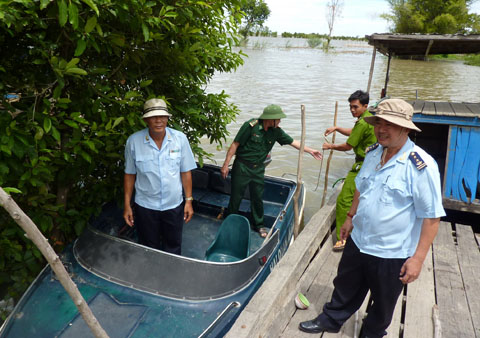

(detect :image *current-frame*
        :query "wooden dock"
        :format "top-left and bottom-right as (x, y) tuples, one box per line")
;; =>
(227, 192), (480, 338)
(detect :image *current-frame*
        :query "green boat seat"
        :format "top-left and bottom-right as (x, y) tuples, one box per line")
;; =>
(205, 214), (251, 262)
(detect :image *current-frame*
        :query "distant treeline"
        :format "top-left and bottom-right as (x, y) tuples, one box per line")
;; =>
(247, 30), (366, 41)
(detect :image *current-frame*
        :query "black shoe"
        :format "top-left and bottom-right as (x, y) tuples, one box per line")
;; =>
(298, 318), (339, 334)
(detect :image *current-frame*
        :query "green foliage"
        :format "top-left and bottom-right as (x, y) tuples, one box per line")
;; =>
(464, 53), (480, 66)
(383, 0), (480, 34)
(239, 0), (270, 38)
(0, 0), (244, 300)
(307, 37), (324, 48)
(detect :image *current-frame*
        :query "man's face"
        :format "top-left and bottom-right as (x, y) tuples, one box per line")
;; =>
(374, 118), (409, 149)
(145, 115), (168, 134)
(349, 99), (368, 118)
(263, 119), (281, 131)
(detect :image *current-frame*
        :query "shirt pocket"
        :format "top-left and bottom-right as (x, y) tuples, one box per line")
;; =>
(167, 149), (181, 172)
(135, 155), (157, 173)
(356, 171), (372, 194)
(380, 177), (411, 205)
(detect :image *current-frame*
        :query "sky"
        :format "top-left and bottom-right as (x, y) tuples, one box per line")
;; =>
(263, 0), (480, 38)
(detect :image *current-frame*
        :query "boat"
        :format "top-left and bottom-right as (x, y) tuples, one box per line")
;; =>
(365, 33), (480, 219)
(0, 163), (304, 337)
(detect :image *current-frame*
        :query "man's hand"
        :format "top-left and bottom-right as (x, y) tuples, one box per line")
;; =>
(399, 256), (423, 284)
(221, 164), (229, 179)
(322, 142), (332, 150)
(325, 126), (336, 136)
(340, 218), (353, 241)
(123, 205), (134, 227)
(184, 201), (194, 223)
(309, 149), (323, 160)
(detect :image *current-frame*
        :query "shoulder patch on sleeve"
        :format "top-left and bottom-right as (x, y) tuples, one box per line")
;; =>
(409, 151), (427, 170)
(249, 119), (258, 127)
(365, 142), (379, 154)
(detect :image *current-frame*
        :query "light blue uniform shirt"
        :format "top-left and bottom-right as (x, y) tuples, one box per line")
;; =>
(124, 127), (197, 211)
(351, 138), (445, 258)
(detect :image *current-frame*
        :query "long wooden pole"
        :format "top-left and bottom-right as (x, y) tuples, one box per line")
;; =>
(366, 46), (376, 94)
(0, 187), (109, 338)
(321, 101), (338, 207)
(293, 105), (306, 239)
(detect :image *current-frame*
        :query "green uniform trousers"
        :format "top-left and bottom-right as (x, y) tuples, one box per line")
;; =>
(226, 159), (265, 229)
(335, 161), (363, 241)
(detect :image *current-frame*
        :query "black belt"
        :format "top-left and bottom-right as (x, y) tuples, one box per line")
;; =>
(236, 158), (264, 169)
(355, 155), (365, 163)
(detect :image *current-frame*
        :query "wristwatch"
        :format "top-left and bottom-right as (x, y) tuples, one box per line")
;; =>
(185, 197), (194, 201)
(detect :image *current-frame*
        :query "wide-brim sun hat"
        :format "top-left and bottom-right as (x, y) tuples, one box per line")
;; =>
(142, 98), (172, 119)
(258, 104), (287, 120)
(364, 98), (421, 132)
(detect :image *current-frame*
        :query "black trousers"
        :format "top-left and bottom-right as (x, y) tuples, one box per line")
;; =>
(134, 202), (184, 255)
(318, 238), (406, 338)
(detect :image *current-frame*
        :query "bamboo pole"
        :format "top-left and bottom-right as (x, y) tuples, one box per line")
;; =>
(0, 187), (109, 338)
(293, 105), (306, 239)
(366, 46), (376, 94)
(320, 101), (338, 207)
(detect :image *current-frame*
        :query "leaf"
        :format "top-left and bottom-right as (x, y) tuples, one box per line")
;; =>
(43, 117), (52, 133)
(85, 16), (97, 34)
(110, 35), (125, 47)
(69, 3), (79, 29)
(142, 23), (150, 42)
(83, 140), (96, 151)
(112, 117), (124, 129)
(3, 187), (22, 195)
(51, 126), (61, 141)
(34, 128), (44, 140)
(58, 0), (68, 27)
(40, 0), (49, 10)
(74, 39), (87, 56)
(140, 80), (152, 87)
(80, 151), (92, 163)
(66, 58), (80, 68)
(64, 120), (79, 129)
(65, 67), (87, 75)
(81, 0), (99, 16)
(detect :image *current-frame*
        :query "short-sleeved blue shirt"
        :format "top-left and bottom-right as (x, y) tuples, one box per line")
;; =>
(124, 127), (197, 211)
(351, 138), (445, 258)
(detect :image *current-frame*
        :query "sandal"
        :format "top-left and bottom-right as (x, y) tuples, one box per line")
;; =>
(333, 240), (346, 251)
(257, 227), (269, 238)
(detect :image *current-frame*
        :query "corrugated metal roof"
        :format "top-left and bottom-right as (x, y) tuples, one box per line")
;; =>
(366, 34), (480, 56)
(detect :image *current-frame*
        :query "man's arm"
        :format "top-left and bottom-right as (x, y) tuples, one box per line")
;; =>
(181, 171), (194, 223)
(322, 142), (353, 152)
(123, 173), (136, 227)
(399, 217), (440, 284)
(289, 140), (323, 160)
(221, 141), (240, 179)
(325, 126), (352, 137)
(340, 189), (360, 240)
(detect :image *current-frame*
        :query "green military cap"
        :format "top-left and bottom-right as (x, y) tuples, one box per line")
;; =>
(259, 104), (287, 120)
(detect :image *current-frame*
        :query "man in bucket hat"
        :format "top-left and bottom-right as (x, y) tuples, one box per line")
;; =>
(299, 99), (445, 337)
(123, 98), (197, 254)
(221, 104), (322, 238)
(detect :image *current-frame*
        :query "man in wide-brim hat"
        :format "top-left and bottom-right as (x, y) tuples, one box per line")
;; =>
(300, 99), (445, 337)
(123, 98), (197, 255)
(221, 104), (323, 238)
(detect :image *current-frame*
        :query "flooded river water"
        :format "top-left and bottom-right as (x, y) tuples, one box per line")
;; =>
(204, 37), (480, 223)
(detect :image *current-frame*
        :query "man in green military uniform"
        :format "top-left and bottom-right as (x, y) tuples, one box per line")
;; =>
(323, 90), (377, 250)
(221, 104), (323, 237)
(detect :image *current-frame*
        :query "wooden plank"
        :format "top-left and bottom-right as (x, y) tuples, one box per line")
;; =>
(412, 100), (425, 114)
(443, 126), (454, 198)
(476, 233), (480, 248)
(403, 248), (435, 338)
(422, 101), (436, 115)
(451, 102), (477, 117)
(322, 294), (370, 338)
(442, 198), (480, 214)
(465, 103), (480, 117)
(455, 224), (480, 337)
(434, 101), (456, 116)
(226, 187), (341, 338)
(280, 245), (342, 338)
(433, 222), (476, 338)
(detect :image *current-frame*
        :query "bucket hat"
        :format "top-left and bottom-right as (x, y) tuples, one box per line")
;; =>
(259, 104), (287, 120)
(142, 98), (171, 119)
(364, 99), (421, 132)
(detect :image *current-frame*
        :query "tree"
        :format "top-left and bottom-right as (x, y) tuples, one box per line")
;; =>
(383, 0), (480, 34)
(239, 0), (271, 39)
(325, 0), (344, 50)
(0, 0), (244, 300)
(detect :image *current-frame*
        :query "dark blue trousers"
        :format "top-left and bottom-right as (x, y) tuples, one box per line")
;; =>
(318, 238), (406, 338)
(134, 202), (184, 255)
